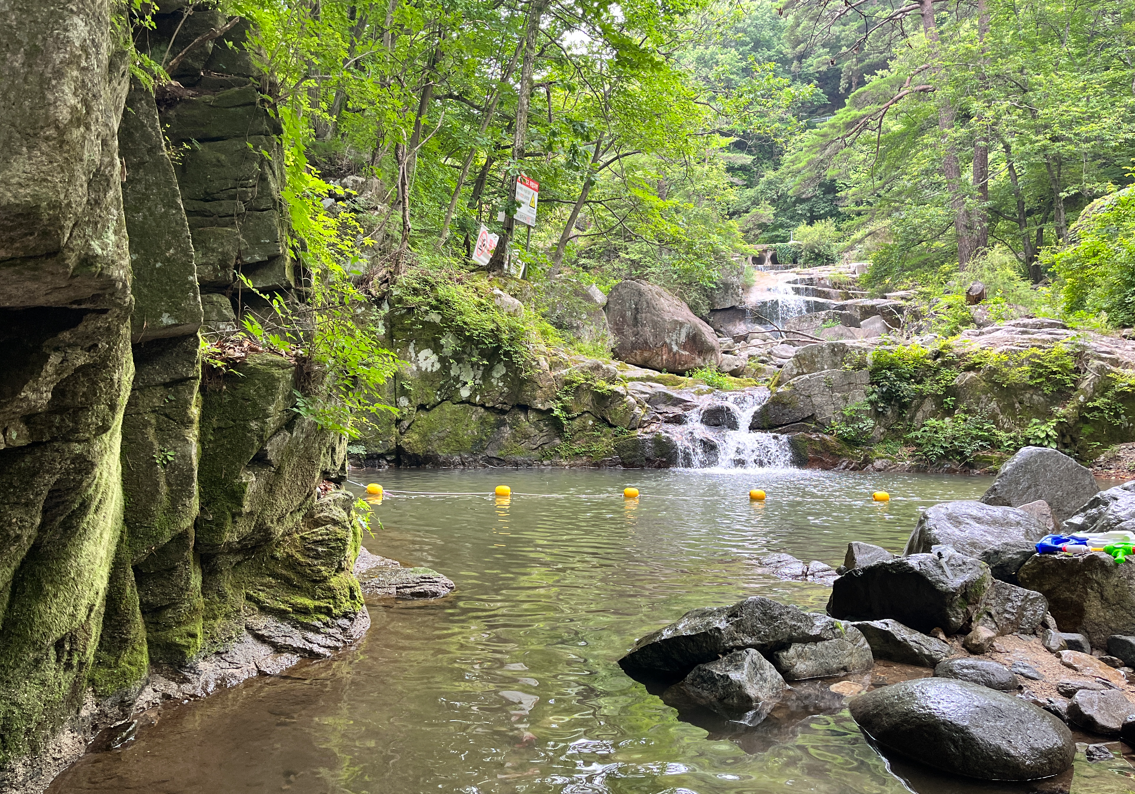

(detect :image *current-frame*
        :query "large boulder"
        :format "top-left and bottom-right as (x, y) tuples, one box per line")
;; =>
(1068, 689), (1135, 736)
(839, 542), (893, 574)
(1017, 552), (1135, 648)
(779, 341), (870, 382)
(903, 501), (1047, 560)
(678, 648), (786, 717)
(980, 447), (1099, 525)
(971, 579), (1048, 637)
(827, 547), (992, 634)
(750, 369), (869, 430)
(605, 280), (721, 374)
(1063, 481), (1135, 535)
(618, 596), (854, 680)
(772, 630), (874, 680)
(849, 678), (1075, 781)
(850, 619), (951, 667)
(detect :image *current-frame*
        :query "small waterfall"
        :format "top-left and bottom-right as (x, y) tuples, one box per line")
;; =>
(768, 278), (810, 326)
(663, 389), (795, 470)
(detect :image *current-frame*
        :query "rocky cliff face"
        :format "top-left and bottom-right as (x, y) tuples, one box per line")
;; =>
(0, 5), (365, 790)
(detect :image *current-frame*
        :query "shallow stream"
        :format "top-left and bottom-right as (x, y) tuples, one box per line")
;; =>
(51, 469), (1135, 793)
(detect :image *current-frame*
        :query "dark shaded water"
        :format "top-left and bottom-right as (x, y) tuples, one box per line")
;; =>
(52, 469), (1135, 793)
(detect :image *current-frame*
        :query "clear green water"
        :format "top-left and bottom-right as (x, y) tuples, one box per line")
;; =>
(51, 469), (1135, 793)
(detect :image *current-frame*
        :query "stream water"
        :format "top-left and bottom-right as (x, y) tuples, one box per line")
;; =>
(51, 469), (1135, 794)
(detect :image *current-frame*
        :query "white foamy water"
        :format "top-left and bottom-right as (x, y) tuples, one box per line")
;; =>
(662, 389), (795, 470)
(768, 277), (810, 325)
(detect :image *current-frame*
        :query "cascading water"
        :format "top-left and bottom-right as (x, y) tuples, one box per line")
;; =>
(767, 277), (810, 326)
(663, 389), (795, 470)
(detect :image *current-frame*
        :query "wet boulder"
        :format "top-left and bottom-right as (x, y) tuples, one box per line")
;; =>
(772, 629), (874, 680)
(1068, 689), (1135, 736)
(849, 678), (1075, 781)
(606, 280), (721, 374)
(837, 541), (892, 574)
(827, 547), (992, 634)
(1108, 635), (1135, 667)
(850, 619), (951, 667)
(752, 553), (838, 585)
(971, 579), (1048, 637)
(934, 658), (1019, 691)
(1063, 481), (1135, 535)
(980, 447), (1099, 525)
(903, 502), (1047, 572)
(619, 596), (851, 680)
(700, 403), (740, 430)
(1017, 552), (1135, 648)
(678, 648), (786, 718)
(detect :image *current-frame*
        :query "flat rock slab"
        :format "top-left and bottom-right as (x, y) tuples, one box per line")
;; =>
(850, 678), (1075, 781)
(359, 566), (455, 599)
(851, 619), (951, 667)
(934, 658), (1019, 691)
(980, 446), (1099, 525)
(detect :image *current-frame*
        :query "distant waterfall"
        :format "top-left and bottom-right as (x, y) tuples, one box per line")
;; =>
(662, 390), (795, 470)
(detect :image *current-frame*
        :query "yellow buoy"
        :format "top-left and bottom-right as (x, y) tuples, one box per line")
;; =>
(624, 487), (639, 499)
(495, 485), (511, 497)
(366, 483), (383, 496)
(750, 489), (766, 501)
(873, 491), (890, 502)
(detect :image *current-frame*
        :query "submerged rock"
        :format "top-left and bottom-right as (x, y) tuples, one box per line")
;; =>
(980, 447), (1099, 525)
(1017, 552), (1135, 648)
(752, 553), (838, 585)
(849, 678), (1075, 781)
(354, 549), (454, 599)
(934, 658), (1019, 691)
(619, 596), (853, 680)
(851, 619), (951, 667)
(678, 648), (786, 719)
(827, 547), (991, 634)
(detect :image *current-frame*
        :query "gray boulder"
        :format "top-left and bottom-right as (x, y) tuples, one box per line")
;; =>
(772, 631), (874, 680)
(750, 369), (869, 430)
(779, 341), (870, 382)
(838, 541), (892, 574)
(903, 502), (1047, 574)
(980, 446), (1099, 525)
(606, 280), (721, 374)
(619, 596), (848, 679)
(934, 658), (1019, 691)
(700, 403), (740, 430)
(827, 546), (992, 634)
(357, 565), (455, 599)
(849, 678), (1074, 781)
(1063, 480), (1135, 535)
(850, 619), (951, 667)
(972, 579), (1048, 636)
(1108, 635), (1135, 667)
(1068, 689), (1135, 736)
(1017, 552), (1135, 648)
(679, 648), (786, 718)
(1018, 499), (1056, 533)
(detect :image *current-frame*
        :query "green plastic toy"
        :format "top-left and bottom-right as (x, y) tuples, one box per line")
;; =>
(1103, 543), (1135, 564)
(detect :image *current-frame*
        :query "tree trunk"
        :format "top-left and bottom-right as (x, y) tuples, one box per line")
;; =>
(1046, 155), (1067, 242)
(550, 135), (605, 272)
(322, 7), (368, 141)
(486, 0), (549, 273)
(438, 41), (523, 246)
(919, 0), (975, 270)
(1004, 142), (1039, 277)
(971, 0), (990, 256)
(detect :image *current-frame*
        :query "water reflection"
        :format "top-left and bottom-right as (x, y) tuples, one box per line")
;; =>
(49, 469), (1134, 793)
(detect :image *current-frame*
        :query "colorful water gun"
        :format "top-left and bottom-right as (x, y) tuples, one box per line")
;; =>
(1036, 532), (1135, 564)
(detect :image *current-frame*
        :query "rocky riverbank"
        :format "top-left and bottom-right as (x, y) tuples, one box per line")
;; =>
(616, 447), (1135, 788)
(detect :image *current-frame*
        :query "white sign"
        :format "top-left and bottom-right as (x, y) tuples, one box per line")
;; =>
(514, 174), (539, 227)
(471, 224), (499, 265)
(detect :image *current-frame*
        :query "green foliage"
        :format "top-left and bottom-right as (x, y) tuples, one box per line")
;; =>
(1084, 369), (1135, 424)
(1050, 188), (1135, 326)
(906, 412), (1013, 463)
(793, 218), (841, 265)
(392, 268), (537, 368)
(1024, 418), (1060, 448)
(688, 366), (734, 390)
(867, 343), (956, 411)
(828, 401), (874, 445)
(774, 242), (799, 265)
(965, 342), (1079, 395)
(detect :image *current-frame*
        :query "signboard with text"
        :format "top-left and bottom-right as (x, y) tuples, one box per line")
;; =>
(514, 174), (539, 227)
(471, 224), (499, 265)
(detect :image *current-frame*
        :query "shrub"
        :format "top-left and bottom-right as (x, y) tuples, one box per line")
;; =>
(793, 218), (841, 265)
(829, 401), (874, 445)
(906, 412), (1011, 463)
(867, 343), (956, 411)
(689, 366), (733, 390)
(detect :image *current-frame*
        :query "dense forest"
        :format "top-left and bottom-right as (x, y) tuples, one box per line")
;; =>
(127, 0), (1135, 428)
